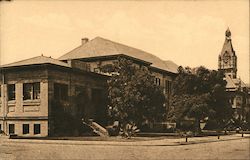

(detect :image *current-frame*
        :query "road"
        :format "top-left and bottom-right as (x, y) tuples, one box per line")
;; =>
(0, 135), (249, 160)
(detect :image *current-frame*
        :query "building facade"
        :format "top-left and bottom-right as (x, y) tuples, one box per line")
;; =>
(59, 37), (178, 101)
(0, 37), (178, 137)
(0, 56), (108, 137)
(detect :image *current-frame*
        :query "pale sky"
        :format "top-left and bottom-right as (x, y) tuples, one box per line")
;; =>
(0, 0), (249, 83)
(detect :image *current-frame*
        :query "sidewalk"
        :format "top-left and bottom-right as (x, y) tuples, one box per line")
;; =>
(1, 134), (249, 146)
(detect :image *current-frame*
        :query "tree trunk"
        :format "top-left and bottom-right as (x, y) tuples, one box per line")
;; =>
(195, 119), (201, 135)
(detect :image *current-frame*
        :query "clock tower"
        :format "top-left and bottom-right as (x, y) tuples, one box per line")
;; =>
(218, 28), (237, 78)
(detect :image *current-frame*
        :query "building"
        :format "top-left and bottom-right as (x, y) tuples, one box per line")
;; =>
(0, 37), (178, 137)
(59, 37), (178, 96)
(218, 28), (250, 123)
(0, 56), (108, 137)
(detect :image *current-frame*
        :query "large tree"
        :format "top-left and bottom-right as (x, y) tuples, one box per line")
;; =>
(101, 57), (166, 132)
(167, 66), (232, 132)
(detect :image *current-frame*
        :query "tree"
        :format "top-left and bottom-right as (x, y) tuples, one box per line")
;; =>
(102, 57), (166, 134)
(168, 66), (232, 132)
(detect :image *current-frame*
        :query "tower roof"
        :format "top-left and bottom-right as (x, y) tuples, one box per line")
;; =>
(220, 28), (235, 56)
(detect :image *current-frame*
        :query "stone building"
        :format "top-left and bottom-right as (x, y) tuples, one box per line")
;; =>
(218, 28), (249, 123)
(0, 56), (108, 137)
(0, 37), (178, 137)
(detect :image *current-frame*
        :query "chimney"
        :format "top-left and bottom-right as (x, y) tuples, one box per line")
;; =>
(81, 38), (89, 45)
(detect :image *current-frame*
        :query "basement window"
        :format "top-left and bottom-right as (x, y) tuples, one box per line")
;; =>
(23, 124), (29, 134)
(34, 124), (41, 134)
(7, 84), (15, 101)
(23, 83), (40, 100)
(9, 124), (15, 134)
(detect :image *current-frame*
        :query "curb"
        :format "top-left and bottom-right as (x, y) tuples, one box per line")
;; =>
(1, 134), (249, 147)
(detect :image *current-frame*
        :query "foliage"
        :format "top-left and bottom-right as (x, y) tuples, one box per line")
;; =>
(119, 122), (140, 138)
(102, 57), (166, 134)
(168, 66), (232, 132)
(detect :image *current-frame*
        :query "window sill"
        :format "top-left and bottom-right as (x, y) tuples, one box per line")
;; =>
(8, 100), (16, 106)
(23, 99), (41, 106)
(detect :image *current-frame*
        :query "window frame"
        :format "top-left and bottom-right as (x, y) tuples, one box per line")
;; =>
(9, 124), (15, 134)
(22, 124), (30, 134)
(165, 80), (172, 95)
(34, 124), (41, 135)
(23, 82), (40, 100)
(7, 84), (15, 101)
(155, 78), (161, 86)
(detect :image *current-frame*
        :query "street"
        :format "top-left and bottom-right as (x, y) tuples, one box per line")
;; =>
(0, 135), (249, 160)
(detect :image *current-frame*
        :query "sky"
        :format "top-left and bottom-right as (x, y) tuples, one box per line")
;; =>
(0, 0), (249, 83)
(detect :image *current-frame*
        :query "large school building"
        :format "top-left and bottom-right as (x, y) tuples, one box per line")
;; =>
(0, 37), (178, 137)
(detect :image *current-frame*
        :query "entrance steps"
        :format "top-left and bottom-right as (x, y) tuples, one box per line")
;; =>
(83, 120), (109, 137)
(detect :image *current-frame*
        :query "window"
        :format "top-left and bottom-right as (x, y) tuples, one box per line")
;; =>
(23, 124), (29, 134)
(7, 84), (15, 101)
(23, 83), (40, 100)
(155, 78), (161, 86)
(34, 124), (41, 134)
(9, 124), (15, 134)
(165, 80), (172, 95)
(0, 124), (2, 132)
(54, 83), (68, 101)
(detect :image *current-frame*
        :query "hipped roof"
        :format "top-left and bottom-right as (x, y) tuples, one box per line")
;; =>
(59, 37), (178, 73)
(1, 56), (70, 68)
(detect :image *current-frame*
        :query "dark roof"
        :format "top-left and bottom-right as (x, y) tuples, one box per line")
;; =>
(1, 56), (70, 68)
(59, 37), (178, 73)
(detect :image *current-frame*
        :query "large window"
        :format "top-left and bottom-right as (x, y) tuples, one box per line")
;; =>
(165, 80), (172, 95)
(23, 83), (40, 100)
(7, 84), (15, 101)
(9, 124), (15, 134)
(54, 83), (68, 101)
(23, 124), (29, 134)
(34, 124), (41, 134)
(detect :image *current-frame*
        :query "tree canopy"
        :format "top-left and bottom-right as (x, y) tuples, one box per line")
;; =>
(168, 66), (232, 131)
(102, 57), (166, 130)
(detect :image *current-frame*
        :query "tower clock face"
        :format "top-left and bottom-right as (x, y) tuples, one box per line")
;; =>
(223, 52), (230, 63)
